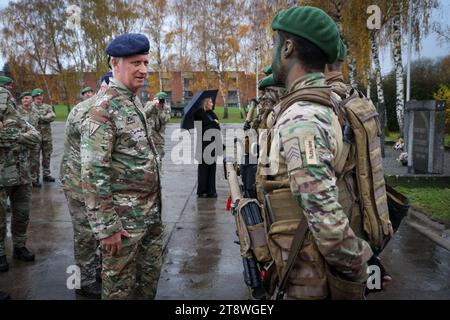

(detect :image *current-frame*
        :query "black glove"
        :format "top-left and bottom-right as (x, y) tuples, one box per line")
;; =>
(365, 256), (392, 295)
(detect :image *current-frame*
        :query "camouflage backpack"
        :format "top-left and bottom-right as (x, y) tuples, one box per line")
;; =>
(331, 88), (394, 253)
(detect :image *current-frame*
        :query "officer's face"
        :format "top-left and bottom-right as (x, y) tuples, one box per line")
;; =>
(34, 94), (44, 105)
(21, 96), (32, 107)
(113, 54), (149, 93)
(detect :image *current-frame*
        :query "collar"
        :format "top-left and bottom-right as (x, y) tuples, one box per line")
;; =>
(287, 73), (326, 93)
(109, 78), (137, 101)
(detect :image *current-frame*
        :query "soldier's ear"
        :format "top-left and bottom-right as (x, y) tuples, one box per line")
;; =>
(283, 39), (295, 59)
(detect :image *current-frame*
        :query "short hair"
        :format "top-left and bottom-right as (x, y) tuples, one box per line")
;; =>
(278, 30), (328, 72)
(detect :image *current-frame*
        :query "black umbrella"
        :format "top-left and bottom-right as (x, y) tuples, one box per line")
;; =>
(180, 89), (218, 130)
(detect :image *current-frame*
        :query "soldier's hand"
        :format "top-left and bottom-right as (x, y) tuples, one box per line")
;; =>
(101, 229), (130, 256)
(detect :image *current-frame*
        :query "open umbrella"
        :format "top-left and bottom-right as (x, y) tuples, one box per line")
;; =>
(180, 89), (218, 130)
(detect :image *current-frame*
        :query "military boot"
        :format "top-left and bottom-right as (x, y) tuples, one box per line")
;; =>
(43, 176), (55, 182)
(0, 291), (10, 300)
(33, 180), (42, 188)
(13, 247), (35, 262)
(75, 281), (101, 299)
(0, 256), (9, 272)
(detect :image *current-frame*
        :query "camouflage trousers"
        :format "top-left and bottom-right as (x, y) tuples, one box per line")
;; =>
(0, 184), (32, 256)
(102, 223), (163, 300)
(64, 193), (101, 287)
(29, 147), (40, 182)
(34, 139), (53, 179)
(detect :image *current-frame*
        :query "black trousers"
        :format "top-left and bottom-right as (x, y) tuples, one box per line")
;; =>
(197, 163), (216, 196)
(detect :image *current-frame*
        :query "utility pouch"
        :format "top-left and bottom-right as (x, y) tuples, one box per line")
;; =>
(325, 264), (366, 300)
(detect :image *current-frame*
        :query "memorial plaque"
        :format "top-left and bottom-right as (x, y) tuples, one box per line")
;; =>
(406, 100), (447, 174)
(412, 112), (429, 173)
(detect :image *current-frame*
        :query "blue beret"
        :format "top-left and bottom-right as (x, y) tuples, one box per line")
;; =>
(101, 71), (113, 85)
(106, 33), (150, 57)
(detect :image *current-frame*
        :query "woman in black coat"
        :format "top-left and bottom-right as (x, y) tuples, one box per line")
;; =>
(194, 97), (221, 198)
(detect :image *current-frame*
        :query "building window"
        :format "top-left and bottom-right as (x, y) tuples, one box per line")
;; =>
(227, 90), (238, 107)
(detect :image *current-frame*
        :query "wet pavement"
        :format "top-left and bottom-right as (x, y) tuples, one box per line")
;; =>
(0, 122), (449, 300)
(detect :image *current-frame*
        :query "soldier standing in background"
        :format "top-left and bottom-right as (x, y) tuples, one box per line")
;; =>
(144, 91), (171, 159)
(80, 33), (162, 300)
(0, 86), (41, 273)
(81, 87), (94, 101)
(17, 92), (40, 186)
(59, 72), (113, 299)
(31, 88), (56, 185)
(0, 76), (17, 109)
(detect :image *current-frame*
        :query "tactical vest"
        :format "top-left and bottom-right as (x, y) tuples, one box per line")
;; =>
(258, 84), (393, 300)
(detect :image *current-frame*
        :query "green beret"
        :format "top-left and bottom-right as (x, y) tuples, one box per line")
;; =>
(336, 40), (347, 62)
(0, 76), (13, 86)
(19, 92), (32, 100)
(272, 6), (341, 64)
(155, 92), (168, 99)
(258, 75), (276, 90)
(31, 88), (44, 97)
(261, 66), (272, 75)
(81, 87), (93, 95)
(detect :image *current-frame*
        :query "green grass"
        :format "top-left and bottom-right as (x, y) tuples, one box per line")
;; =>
(394, 186), (450, 224)
(54, 105), (70, 121)
(385, 131), (450, 147)
(169, 106), (247, 124)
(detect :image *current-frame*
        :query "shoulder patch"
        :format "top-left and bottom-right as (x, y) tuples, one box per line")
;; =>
(87, 119), (102, 136)
(282, 137), (303, 172)
(304, 135), (318, 165)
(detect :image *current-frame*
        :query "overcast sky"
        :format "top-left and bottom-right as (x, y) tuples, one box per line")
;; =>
(0, 0), (449, 75)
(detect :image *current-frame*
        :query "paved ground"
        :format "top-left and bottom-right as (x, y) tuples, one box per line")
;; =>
(383, 144), (450, 177)
(0, 122), (449, 300)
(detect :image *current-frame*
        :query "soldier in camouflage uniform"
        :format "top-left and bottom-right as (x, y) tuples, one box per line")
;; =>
(252, 75), (285, 131)
(0, 76), (17, 109)
(0, 86), (41, 272)
(17, 92), (40, 184)
(60, 72), (113, 299)
(31, 88), (56, 185)
(144, 91), (171, 159)
(258, 6), (373, 299)
(80, 34), (162, 300)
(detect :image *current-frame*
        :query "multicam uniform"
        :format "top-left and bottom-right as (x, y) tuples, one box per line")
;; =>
(252, 87), (285, 130)
(60, 95), (101, 288)
(80, 79), (162, 300)
(32, 102), (55, 180)
(0, 88), (41, 257)
(258, 73), (372, 299)
(17, 105), (40, 182)
(144, 102), (170, 158)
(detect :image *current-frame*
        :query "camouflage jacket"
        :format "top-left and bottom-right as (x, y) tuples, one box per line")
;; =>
(17, 105), (39, 129)
(144, 101), (170, 156)
(80, 79), (161, 240)
(32, 102), (55, 141)
(252, 87), (285, 130)
(0, 88), (41, 186)
(60, 95), (98, 202)
(262, 73), (372, 282)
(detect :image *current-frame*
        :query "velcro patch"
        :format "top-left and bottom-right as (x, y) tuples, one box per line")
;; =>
(87, 120), (101, 136)
(304, 135), (318, 165)
(127, 116), (135, 124)
(282, 137), (303, 171)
